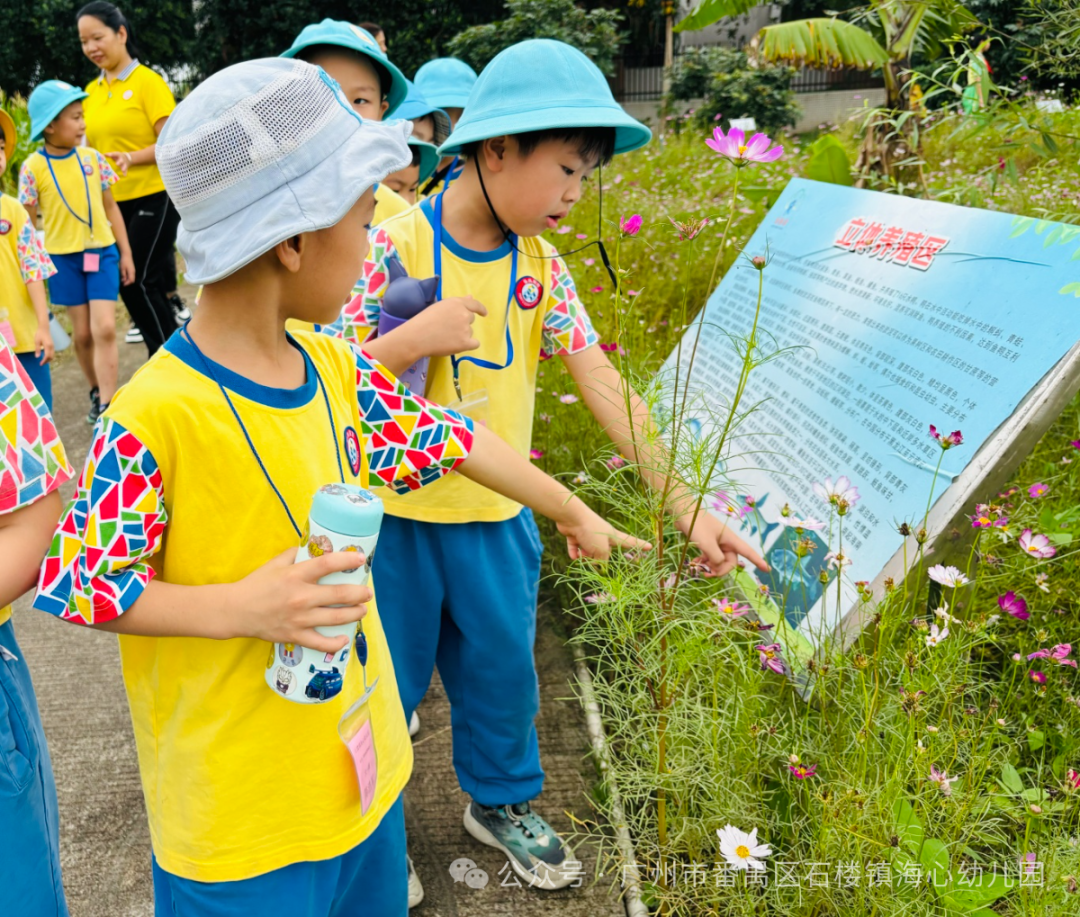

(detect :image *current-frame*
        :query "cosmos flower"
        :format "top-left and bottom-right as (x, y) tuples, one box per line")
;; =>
(812, 476), (861, 507)
(1028, 482), (1049, 499)
(619, 214), (642, 236)
(789, 763), (817, 779)
(1027, 644), (1077, 668)
(781, 516), (826, 531)
(929, 765), (959, 796)
(529, 449), (544, 460)
(1019, 529), (1056, 559)
(927, 565), (970, 588)
(925, 623), (950, 648)
(929, 425), (964, 449)
(714, 597), (751, 619)
(559, 393), (579, 405)
(716, 825), (772, 871)
(1029, 670), (1047, 685)
(998, 591), (1030, 620)
(706, 126), (784, 166)
(755, 643), (787, 675)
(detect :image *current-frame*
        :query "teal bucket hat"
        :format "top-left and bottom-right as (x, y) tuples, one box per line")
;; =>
(395, 79), (452, 147)
(438, 40), (652, 158)
(281, 19), (408, 116)
(409, 138), (440, 185)
(28, 80), (88, 142)
(414, 58), (477, 111)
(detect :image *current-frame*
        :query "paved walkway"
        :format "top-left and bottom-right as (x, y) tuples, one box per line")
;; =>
(10, 309), (624, 917)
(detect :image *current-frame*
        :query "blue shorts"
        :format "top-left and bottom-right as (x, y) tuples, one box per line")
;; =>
(15, 351), (53, 412)
(0, 618), (69, 917)
(48, 244), (120, 306)
(151, 794), (407, 917)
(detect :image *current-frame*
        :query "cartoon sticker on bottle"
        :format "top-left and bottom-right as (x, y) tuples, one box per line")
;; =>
(279, 642), (303, 667)
(514, 276), (543, 310)
(305, 664), (343, 701)
(340, 544), (366, 574)
(343, 427), (362, 476)
(307, 534), (333, 558)
(274, 666), (296, 696)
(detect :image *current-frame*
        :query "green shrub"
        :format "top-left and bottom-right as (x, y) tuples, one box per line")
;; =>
(0, 92), (32, 197)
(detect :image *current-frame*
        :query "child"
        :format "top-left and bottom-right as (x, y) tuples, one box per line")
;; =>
(395, 78), (451, 148)
(414, 58), (477, 195)
(339, 39), (769, 896)
(1, 107), (58, 409)
(382, 138), (438, 205)
(0, 337), (74, 917)
(33, 57), (644, 917)
(20, 80), (134, 423)
(282, 19), (411, 224)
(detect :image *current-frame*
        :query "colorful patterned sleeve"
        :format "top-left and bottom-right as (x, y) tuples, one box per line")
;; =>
(17, 163), (39, 208)
(33, 417), (168, 626)
(16, 216), (56, 283)
(332, 227), (398, 347)
(541, 255), (599, 357)
(95, 150), (120, 190)
(350, 344), (474, 495)
(0, 343), (73, 514)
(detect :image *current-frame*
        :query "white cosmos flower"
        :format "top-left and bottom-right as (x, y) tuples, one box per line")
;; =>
(781, 516), (826, 531)
(812, 476), (861, 507)
(717, 825), (772, 871)
(927, 564), (970, 588)
(926, 623), (950, 648)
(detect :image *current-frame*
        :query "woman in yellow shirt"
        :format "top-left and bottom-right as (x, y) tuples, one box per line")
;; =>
(78, 2), (182, 355)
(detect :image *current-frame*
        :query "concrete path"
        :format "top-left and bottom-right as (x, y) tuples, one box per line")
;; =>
(10, 306), (624, 917)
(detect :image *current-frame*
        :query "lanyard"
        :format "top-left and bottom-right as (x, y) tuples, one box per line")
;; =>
(180, 326), (345, 538)
(432, 190), (517, 400)
(42, 149), (94, 240)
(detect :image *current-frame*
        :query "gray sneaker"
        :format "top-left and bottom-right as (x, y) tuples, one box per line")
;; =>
(407, 855), (424, 908)
(463, 800), (576, 889)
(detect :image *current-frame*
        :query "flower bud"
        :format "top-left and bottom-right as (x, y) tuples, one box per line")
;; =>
(751, 255), (766, 270)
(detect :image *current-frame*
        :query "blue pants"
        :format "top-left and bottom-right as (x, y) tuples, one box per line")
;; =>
(375, 509), (545, 806)
(152, 794), (407, 917)
(0, 618), (69, 917)
(16, 351), (53, 412)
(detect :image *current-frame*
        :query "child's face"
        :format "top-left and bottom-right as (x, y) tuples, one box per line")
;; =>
(383, 162), (420, 204)
(292, 188), (376, 325)
(310, 50), (388, 122)
(411, 115), (434, 144)
(45, 102), (86, 148)
(483, 136), (598, 239)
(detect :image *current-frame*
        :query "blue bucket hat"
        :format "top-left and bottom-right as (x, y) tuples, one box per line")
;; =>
(281, 20), (408, 116)
(27, 80), (88, 142)
(414, 58), (477, 111)
(408, 138), (440, 185)
(438, 40), (652, 158)
(395, 80), (452, 147)
(157, 58), (411, 285)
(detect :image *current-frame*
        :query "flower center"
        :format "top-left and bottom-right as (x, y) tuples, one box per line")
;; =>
(764, 650), (775, 658)
(737, 144), (747, 155)
(978, 516), (990, 525)
(736, 844), (750, 858)
(722, 605), (733, 615)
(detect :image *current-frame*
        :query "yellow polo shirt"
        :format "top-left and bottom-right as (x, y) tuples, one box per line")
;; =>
(19, 148), (118, 254)
(84, 61), (176, 202)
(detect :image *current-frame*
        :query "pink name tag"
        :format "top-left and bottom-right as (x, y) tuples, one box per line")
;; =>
(0, 320), (15, 348)
(347, 720), (378, 815)
(83, 251), (100, 273)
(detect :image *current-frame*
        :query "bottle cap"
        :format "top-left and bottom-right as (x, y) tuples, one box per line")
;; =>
(309, 483), (384, 537)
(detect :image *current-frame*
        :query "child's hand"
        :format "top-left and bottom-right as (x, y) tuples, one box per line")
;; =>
(676, 510), (769, 577)
(120, 253), (136, 286)
(410, 296), (488, 357)
(556, 503), (652, 562)
(228, 548), (372, 653)
(106, 151), (132, 177)
(34, 326), (55, 365)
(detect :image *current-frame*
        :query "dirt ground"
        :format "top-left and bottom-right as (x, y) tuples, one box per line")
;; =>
(9, 295), (625, 917)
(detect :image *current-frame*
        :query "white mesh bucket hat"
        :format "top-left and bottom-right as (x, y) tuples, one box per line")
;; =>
(158, 57), (412, 285)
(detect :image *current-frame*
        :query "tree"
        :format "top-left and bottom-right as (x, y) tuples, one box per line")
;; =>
(446, 0), (626, 75)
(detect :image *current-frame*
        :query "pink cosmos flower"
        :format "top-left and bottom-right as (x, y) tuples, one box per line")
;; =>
(706, 126), (784, 166)
(998, 591), (1030, 620)
(584, 257), (596, 266)
(789, 763), (817, 779)
(1029, 670), (1047, 684)
(529, 449), (544, 460)
(755, 643), (786, 675)
(1070, 440), (1080, 450)
(1022, 852), (1038, 875)
(576, 233), (588, 240)
(929, 425), (964, 449)
(619, 214), (643, 236)
(559, 393), (579, 405)
(1067, 768), (1080, 789)
(1028, 644), (1078, 668)
(606, 455), (627, 470)
(584, 592), (615, 604)
(599, 342), (627, 355)
(1019, 528), (1056, 559)
(714, 597), (751, 618)
(929, 765), (959, 796)
(557, 225), (572, 234)
(589, 285), (604, 293)
(1028, 482), (1049, 499)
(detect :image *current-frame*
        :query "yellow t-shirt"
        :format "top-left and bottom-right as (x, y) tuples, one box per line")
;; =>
(374, 183), (409, 224)
(0, 195), (56, 353)
(33, 329), (474, 881)
(19, 148), (118, 254)
(336, 197), (599, 523)
(84, 62), (176, 202)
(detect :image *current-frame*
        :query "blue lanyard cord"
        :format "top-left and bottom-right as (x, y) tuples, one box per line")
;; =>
(180, 325), (345, 539)
(432, 190), (517, 399)
(42, 149), (94, 239)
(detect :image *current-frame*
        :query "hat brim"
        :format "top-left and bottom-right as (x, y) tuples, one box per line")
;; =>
(280, 42), (408, 117)
(30, 88), (88, 142)
(178, 120), (411, 285)
(409, 140), (440, 184)
(438, 104), (652, 157)
(0, 109), (15, 164)
(424, 91), (471, 111)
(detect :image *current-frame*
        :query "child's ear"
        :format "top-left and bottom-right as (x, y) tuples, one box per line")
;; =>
(274, 234), (304, 273)
(484, 136), (509, 172)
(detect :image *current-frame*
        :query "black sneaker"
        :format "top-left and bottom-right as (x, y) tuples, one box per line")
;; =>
(170, 293), (191, 324)
(87, 387), (100, 425)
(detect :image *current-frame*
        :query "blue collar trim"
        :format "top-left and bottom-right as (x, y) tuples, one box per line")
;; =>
(99, 59), (140, 84)
(420, 196), (512, 264)
(164, 331), (317, 409)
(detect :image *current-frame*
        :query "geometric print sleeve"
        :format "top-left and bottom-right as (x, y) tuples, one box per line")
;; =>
(18, 163), (39, 208)
(333, 227), (397, 348)
(17, 216), (56, 283)
(33, 416), (167, 625)
(350, 344), (474, 495)
(541, 255), (599, 357)
(95, 150), (119, 191)
(0, 342), (73, 514)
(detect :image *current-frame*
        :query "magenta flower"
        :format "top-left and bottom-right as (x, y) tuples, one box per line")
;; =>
(714, 597), (751, 619)
(1028, 482), (1050, 499)
(755, 643), (787, 675)
(789, 763), (817, 779)
(1067, 768), (1080, 789)
(1028, 644), (1078, 668)
(619, 214), (642, 236)
(706, 126), (784, 166)
(599, 342), (627, 355)
(606, 455), (627, 470)
(971, 511), (995, 528)
(559, 393), (579, 405)
(929, 425), (964, 449)
(1029, 670), (1047, 684)
(1019, 528), (1056, 559)
(589, 285), (604, 293)
(1070, 440), (1080, 450)
(998, 591), (1030, 620)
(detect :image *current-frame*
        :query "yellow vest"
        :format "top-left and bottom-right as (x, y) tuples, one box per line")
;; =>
(21, 148), (116, 254)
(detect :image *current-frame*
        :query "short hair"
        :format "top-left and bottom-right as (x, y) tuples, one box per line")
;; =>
(358, 21), (383, 37)
(461, 127), (616, 167)
(295, 44), (389, 98)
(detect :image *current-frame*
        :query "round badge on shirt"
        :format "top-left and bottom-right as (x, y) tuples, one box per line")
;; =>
(344, 426), (362, 476)
(123, 89), (134, 100)
(82, 164), (94, 176)
(0, 220), (10, 235)
(515, 276), (543, 310)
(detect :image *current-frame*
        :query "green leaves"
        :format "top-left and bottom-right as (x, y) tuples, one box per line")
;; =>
(674, 0), (762, 32)
(999, 762), (1023, 794)
(893, 797), (924, 851)
(804, 135), (854, 186)
(758, 19), (890, 70)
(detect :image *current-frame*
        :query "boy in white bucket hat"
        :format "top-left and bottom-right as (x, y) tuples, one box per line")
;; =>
(32, 55), (646, 916)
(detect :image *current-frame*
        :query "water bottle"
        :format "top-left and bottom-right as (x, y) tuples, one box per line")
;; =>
(265, 483), (384, 704)
(377, 258), (439, 395)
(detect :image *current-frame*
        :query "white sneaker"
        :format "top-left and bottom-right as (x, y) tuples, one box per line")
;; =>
(407, 856), (424, 908)
(125, 327), (144, 344)
(409, 710), (420, 737)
